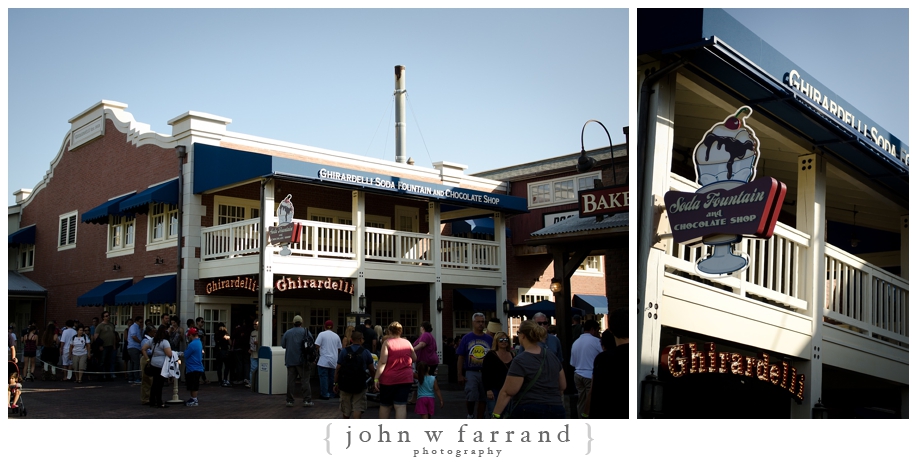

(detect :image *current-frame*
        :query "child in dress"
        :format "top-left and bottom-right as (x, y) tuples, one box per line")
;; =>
(414, 362), (443, 419)
(9, 372), (22, 409)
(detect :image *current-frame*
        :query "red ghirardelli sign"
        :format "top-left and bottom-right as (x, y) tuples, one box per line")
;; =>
(578, 185), (628, 218)
(275, 276), (354, 295)
(661, 342), (805, 402)
(662, 107), (787, 276)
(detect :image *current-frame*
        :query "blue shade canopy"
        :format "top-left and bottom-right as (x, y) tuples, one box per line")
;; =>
(450, 218), (512, 237)
(573, 294), (608, 315)
(508, 299), (584, 319)
(82, 193), (136, 224)
(454, 288), (498, 312)
(76, 279), (133, 306)
(119, 179), (180, 214)
(114, 275), (176, 305)
(8, 225), (36, 245)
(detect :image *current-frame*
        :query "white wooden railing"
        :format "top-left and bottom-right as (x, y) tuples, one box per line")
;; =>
(825, 244), (909, 345)
(201, 218), (261, 259)
(200, 218), (498, 271)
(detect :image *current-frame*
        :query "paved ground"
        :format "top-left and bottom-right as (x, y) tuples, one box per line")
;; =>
(9, 369), (493, 419)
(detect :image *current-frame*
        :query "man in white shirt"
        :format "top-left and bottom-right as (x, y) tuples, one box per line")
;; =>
(314, 320), (342, 400)
(570, 320), (603, 419)
(58, 320), (77, 380)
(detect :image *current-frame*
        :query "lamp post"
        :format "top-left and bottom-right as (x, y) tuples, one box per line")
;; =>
(578, 119), (617, 185)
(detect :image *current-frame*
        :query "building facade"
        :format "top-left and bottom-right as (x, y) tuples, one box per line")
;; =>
(637, 9), (908, 418)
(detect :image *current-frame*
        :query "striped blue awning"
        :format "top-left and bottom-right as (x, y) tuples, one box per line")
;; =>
(83, 193), (136, 224)
(119, 179), (179, 214)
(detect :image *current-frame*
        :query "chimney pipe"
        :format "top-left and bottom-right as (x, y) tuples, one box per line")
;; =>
(394, 65), (407, 163)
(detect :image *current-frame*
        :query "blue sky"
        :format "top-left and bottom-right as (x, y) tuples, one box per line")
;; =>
(6, 8), (629, 206)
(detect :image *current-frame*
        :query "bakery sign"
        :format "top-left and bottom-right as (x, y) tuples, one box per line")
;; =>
(663, 107), (787, 276)
(578, 185), (628, 218)
(662, 342), (805, 402)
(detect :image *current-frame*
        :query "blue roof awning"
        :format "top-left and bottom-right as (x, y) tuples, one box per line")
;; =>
(8, 225), (36, 245)
(119, 179), (180, 214)
(454, 288), (497, 312)
(508, 299), (584, 319)
(83, 193), (137, 224)
(115, 274), (176, 305)
(451, 218), (511, 238)
(573, 294), (608, 315)
(76, 279), (133, 306)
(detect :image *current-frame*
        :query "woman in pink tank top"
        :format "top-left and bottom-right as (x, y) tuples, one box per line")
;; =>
(373, 322), (416, 419)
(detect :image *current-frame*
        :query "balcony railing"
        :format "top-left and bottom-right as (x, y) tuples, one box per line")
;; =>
(200, 218), (499, 271)
(825, 244), (909, 346)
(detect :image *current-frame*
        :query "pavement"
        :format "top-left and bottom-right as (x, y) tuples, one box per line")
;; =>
(9, 369), (488, 419)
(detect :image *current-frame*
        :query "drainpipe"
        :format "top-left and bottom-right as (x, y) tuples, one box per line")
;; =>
(395, 65), (407, 164)
(176, 145), (187, 317)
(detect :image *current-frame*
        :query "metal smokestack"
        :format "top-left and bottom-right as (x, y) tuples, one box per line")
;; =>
(394, 65), (407, 163)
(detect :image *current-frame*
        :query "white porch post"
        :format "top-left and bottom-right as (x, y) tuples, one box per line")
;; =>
(261, 179), (275, 345)
(429, 202), (443, 365)
(792, 153), (827, 418)
(353, 191), (366, 316)
(637, 69), (677, 415)
(494, 212), (508, 329)
(900, 215), (908, 279)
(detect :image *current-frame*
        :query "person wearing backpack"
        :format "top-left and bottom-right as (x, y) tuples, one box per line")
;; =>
(280, 315), (314, 407)
(333, 330), (375, 419)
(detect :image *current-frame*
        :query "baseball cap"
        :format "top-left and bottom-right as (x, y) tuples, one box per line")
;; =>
(293, 315), (303, 324)
(186, 327), (198, 336)
(324, 320), (334, 328)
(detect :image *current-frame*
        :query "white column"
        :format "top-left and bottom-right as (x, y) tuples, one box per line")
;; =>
(261, 179), (275, 345)
(900, 215), (908, 279)
(792, 153), (827, 419)
(494, 212), (508, 329)
(352, 191), (366, 315)
(637, 70), (677, 415)
(429, 202), (443, 364)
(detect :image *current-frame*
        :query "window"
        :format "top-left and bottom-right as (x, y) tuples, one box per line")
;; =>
(109, 305), (132, 329)
(309, 309), (330, 336)
(18, 245), (35, 271)
(518, 287), (552, 305)
(214, 196), (260, 225)
(108, 215), (135, 253)
(58, 211), (78, 249)
(527, 172), (601, 209)
(149, 203), (178, 243)
(576, 255), (604, 275)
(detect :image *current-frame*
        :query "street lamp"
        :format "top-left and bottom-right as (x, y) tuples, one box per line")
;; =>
(264, 289), (273, 309)
(436, 297), (444, 313)
(640, 369), (664, 418)
(578, 119), (617, 186)
(359, 294), (367, 311)
(550, 279), (563, 294)
(502, 300), (512, 314)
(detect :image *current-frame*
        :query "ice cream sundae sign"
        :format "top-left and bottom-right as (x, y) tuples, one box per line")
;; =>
(268, 194), (302, 256)
(664, 107), (787, 276)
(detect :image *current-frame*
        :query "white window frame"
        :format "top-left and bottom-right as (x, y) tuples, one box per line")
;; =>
(18, 244), (35, 272)
(527, 172), (602, 209)
(108, 305), (133, 331)
(108, 214), (136, 257)
(518, 287), (552, 306)
(146, 203), (179, 251)
(214, 196), (260, 226)
(575, 255), (604, 277)
(58, 211), (78, 250)
(307, 207), (390, 229)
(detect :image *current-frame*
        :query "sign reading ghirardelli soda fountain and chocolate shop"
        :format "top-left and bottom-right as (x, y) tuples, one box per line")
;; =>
(664, 107), (787, 276)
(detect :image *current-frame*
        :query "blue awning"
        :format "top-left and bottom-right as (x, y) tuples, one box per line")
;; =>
(8, 225), (36, 245)
(115, 275), (176, 305)
(451, 218), (511, 238)
(83, 193), (137, 224)
(508, 299), (584, 319)
(119, 179), (180, 214)
(454, 288), (497, 312)
(76, 279), (133, 306)
(573, 294), (608, 315)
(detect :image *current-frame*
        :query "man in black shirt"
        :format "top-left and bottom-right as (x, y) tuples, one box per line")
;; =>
(358, 319), (377, 354)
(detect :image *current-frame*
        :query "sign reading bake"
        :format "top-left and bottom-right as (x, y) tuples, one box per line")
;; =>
(578, 185), (628, 218)
(664, 177), (786, 245)
(205, 276), (259, 295)
(275, 276), (354, 295)
(661, 342), (805, 402)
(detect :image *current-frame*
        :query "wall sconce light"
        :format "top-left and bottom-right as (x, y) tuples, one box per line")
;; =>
(436, 297), (444, 313)
(359, 294), (367, 311)
(154, 257), (164, 265)
(175, 145), (187, 159)
(640, 369), (664, 418)
(502, 300), (511, 314)
(812, 398), (828, 419)
(112, 264), (121, 271)
(264, 289), (273, 309)
(549, 279), (563, 294)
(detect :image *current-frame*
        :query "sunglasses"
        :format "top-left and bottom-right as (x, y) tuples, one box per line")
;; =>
(537, 322), (549, 326)
(497, 338), (509, 342)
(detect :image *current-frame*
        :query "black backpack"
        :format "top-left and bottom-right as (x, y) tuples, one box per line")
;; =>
(300, 329), (316, 363)
(338, 346), (367, 393)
